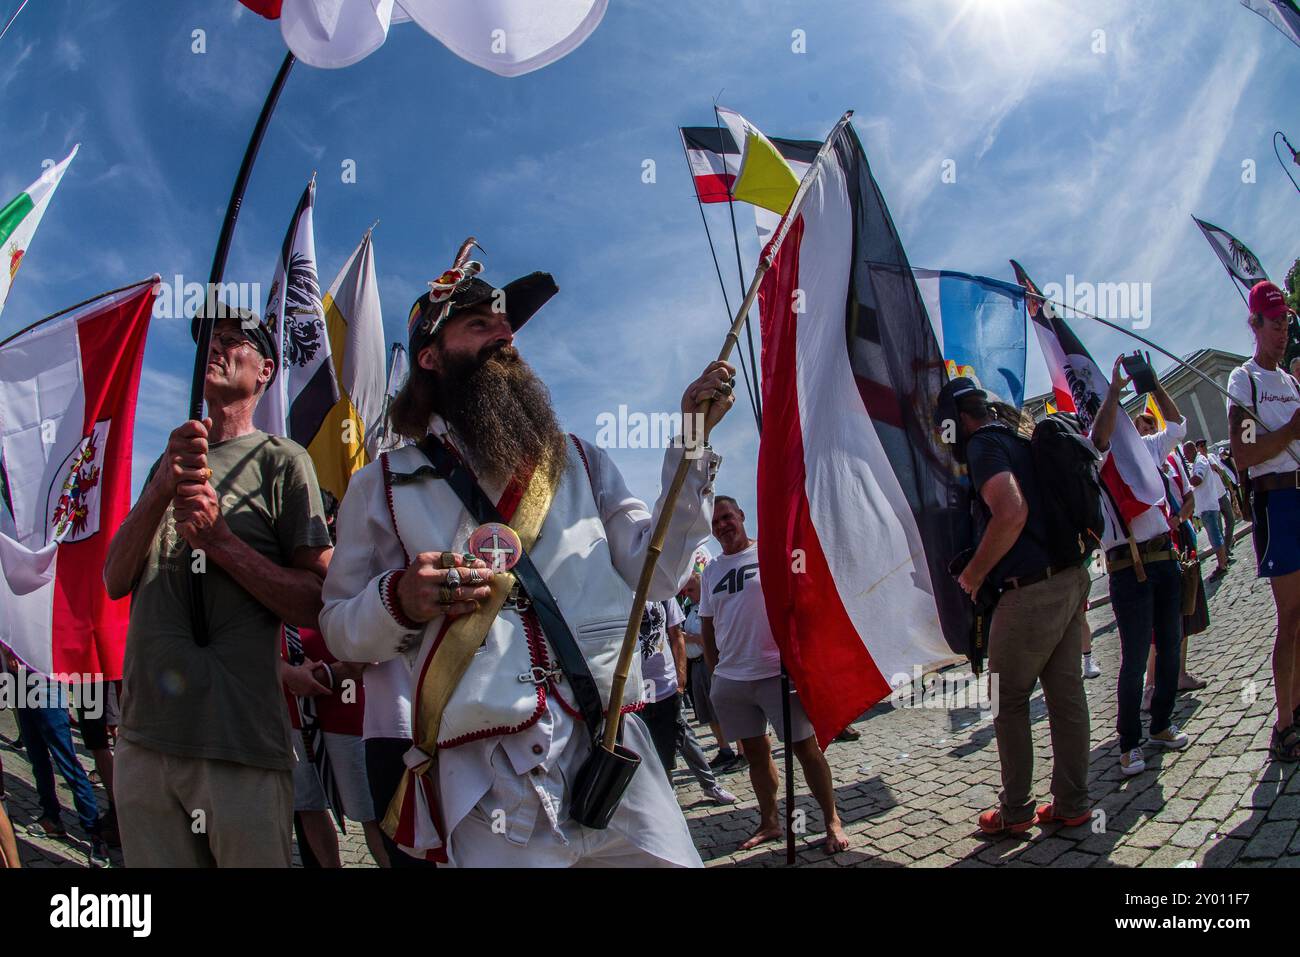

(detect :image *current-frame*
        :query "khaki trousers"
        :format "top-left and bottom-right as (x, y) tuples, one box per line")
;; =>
(115, 737), (293, 867)
(986, 565), (1092, 822)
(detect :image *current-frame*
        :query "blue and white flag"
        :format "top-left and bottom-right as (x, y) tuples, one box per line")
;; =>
(913, 268), (1028, 407)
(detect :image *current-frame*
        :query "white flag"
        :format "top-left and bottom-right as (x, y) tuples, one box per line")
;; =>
(0, 145), (78, 319)
(378, 342), (409, 452)
(1193, 216), (1269, 290)
(279, 0), (608, 74)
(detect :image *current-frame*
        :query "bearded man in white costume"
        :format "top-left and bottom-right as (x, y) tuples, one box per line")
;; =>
(320, 247), (735, 867)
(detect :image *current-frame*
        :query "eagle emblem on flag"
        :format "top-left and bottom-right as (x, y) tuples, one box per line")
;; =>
(50, 428), (104, 542)
(7, 245), (23, 281)
(265, 253), (327, 370)
(282, 251), (326, 368)
(1227, 237), (1265, 281)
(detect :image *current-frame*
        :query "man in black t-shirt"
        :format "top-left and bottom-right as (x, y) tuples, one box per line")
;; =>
(936, 378), (1092, 836)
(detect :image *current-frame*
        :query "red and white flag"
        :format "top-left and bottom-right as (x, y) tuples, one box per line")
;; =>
(756, 119), (970, 747)
(240, 0), (608, 74)
(1011, 261), (1164, 530)
(0, 278), (157, 678)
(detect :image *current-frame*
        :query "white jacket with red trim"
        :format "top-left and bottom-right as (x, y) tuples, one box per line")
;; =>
(319, 417), (718, 853)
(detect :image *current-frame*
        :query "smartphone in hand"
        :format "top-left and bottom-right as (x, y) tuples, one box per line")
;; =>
(1120, 351), (1158, 395)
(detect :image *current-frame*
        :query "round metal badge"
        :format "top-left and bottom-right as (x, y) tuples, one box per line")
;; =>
(467, 522), (523, 572)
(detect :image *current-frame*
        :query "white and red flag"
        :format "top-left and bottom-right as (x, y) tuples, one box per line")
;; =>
(755, 119), (970, 747)
(238, 0), (608, 74)
(0, 278), (157, 678)
(1011, 261), (1164, 529)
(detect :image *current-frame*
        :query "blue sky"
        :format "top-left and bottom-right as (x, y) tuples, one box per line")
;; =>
(0, 0), (1297, 524)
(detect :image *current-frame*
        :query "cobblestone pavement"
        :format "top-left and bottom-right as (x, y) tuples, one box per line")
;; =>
(2, 533), (1291, 869)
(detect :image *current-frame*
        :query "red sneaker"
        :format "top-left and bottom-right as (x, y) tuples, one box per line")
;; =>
(1035, 803), (1091, 827)
(977, 807), (1034, 835)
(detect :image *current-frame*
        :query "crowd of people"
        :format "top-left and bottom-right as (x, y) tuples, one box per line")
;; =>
(940, 278), (1300, 835)
(0, 268), (1296, 868)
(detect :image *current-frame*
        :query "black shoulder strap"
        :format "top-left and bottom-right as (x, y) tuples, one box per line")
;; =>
(412, 435), (607, 734)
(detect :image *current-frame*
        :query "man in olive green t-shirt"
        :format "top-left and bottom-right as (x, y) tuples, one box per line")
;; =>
(104, 304), (333, 867)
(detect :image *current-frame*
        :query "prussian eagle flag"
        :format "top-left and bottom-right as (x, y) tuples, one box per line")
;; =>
(254, 178), (340, 448)
(756, 119), (972, 748)
(1012, 261), (1164, 529)
(0, 145), (79, 320)
(0, 278), (157, 679)
(1192, 216), (1269, 291)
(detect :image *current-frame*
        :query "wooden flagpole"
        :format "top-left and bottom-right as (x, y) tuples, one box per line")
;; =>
(600, 113), (855, 776)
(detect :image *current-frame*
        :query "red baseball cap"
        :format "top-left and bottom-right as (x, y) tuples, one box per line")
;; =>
(1249, 280), (1288, 320)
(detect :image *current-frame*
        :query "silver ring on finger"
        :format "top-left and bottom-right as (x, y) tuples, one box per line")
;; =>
(465, 568), (483, 585)
(445, 567), (462, 589)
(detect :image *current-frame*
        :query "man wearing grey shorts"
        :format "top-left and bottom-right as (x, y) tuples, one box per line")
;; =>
(700, 497), (850, 854)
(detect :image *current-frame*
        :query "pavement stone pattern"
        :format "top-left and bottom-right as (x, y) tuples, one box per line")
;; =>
(1, 533), (1292, 868)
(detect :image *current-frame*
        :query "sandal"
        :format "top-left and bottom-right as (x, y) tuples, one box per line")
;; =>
(1269, 723), (1300, 762)
(977, 807), (1034, 835)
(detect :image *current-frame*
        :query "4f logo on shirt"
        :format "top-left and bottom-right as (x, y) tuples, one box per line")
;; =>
(713, 563), (759, 594)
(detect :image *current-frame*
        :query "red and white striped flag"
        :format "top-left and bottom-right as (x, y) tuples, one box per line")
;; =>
(755, 119), (970, 747)
(0, 278), (157, 678)
(1012, 261), (1164, 529)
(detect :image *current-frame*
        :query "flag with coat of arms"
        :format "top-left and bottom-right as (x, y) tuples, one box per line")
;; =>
(0, 278), (157, 678)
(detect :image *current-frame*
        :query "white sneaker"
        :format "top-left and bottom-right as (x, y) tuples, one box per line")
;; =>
(1151, 723), (1190, 750)
(1120, 747), (1146, 776)
(703, 785), (738, 805)
(1082, 654), (1101, 679)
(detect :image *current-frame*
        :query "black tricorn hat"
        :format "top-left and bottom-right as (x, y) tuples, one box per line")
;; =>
(406, 238), (558, 355)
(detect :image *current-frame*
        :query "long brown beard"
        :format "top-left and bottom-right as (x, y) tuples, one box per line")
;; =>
(435, 345), (567, 486)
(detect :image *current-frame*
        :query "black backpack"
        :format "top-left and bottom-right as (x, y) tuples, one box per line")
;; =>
(1028, 412), (1104, 567)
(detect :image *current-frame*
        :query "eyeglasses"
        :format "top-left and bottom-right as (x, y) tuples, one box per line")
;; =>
(210, 332), (255, 354)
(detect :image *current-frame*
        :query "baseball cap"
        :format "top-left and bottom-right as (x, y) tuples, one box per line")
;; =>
(1248, 280), (1288, 321)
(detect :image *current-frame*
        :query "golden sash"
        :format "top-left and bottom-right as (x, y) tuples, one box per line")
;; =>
(381, 446), (560, 844)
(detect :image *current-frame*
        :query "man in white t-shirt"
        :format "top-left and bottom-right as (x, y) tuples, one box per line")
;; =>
(1186, 440), (1229, 577)
(700, 497), (849, 854)
(1227, 280), (1300, 761)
